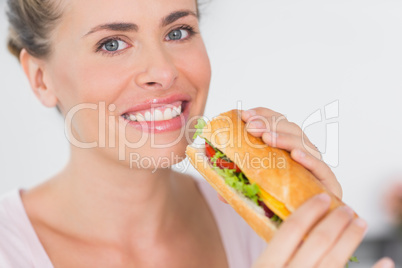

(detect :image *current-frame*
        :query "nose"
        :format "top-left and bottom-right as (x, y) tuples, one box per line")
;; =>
(135, 45), (178, 90)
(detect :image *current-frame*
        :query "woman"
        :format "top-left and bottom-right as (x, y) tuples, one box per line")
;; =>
(1, 0), (394, 267)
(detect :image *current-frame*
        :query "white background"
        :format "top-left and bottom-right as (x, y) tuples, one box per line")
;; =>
(1, 0), (402, 240)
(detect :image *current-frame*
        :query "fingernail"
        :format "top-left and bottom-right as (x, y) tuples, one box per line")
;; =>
(340, 206), (354, 216)
(242, 109), (257, 121)
(294, 149), (306, 158)
(248, 120), (265, 129)
(379, 257), (395, 268)
(316, 193), (331, 203)
(264, 131), (278, 138)
(245, 109), (257, 116)
(354, 218), (368, 231)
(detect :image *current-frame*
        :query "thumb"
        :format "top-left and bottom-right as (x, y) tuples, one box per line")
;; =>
(372, 257), (395, 268)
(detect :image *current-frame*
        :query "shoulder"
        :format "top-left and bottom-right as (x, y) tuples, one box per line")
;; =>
(0, 190), (29, 246)
(0, 189), (54, 268)
(194, 177), (267, 268)
(0, 189), (35, 267)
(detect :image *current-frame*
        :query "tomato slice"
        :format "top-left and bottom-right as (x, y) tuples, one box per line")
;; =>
(205, 142), (216, 159)
(205, 141), (241, 173)
(216, 158), (241, 173)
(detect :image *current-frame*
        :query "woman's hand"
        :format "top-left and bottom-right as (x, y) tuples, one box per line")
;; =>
(372, 258), (395, 268)
(216, 107), (341, 204)
(253, 193), (394, 268)
(252, 193), (368, 268)
(241, 108), (342, 199)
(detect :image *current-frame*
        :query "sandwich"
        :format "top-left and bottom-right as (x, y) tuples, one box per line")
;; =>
(185, 109), (346, 242)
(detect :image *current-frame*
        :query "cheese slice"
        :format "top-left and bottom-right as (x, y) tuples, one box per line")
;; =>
(259, 188), (291, 220)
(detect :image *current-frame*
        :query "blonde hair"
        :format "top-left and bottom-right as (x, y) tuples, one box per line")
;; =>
(6, 0), (64, 60)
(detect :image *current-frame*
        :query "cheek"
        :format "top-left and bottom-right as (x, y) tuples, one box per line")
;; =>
(175, 41), (211, 112)
(47, 53), (133, 143)
(49, 53), (132, 111)
(181, 42), (211, 89)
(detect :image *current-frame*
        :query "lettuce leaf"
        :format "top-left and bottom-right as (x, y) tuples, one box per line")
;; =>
(349, 256), (358, 263)
(211, 150), (225, 163)
(201, 137), (281, 222)
(271, 214), (282, 224)
(345, 256), (359, 268)
(207, 144), (261, 205)
(193, 118), (207, 139)
(212, 164), (261, 206)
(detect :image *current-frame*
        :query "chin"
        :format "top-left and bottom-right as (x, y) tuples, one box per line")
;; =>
(111, 133), (189, 170)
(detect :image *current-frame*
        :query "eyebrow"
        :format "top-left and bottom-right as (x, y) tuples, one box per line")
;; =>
(161, 10), (197, 27)
(84, 23), (138, 37)
(83, 9), (197, 37)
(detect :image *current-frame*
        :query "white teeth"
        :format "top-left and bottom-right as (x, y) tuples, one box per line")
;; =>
(154, 109), (163, 121)
(136, 113), (145, 122)
(173, 105), (181, 115)
(171, 108), (178, 118)
(144, 111), (151, 121)
(124, 103), (184, 122)
(164, 108), (172, 120)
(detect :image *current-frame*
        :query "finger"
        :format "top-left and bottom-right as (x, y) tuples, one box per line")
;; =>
(217, 193), (228, 204)
(316, 218), (368, 268)
(242, 109), (301, 137)
(261, 131), (321, 160)
(242, 108), (283, 122)
(372, 257), (395, 268)
(245, 120), (269, 137)
(292, 149), (342, 199)
(243, 109), (319, 158)
(287, 206), (355, 268)
(245, 118), (303, 138)
(260, 131), (342, 198)
(254, 194), (331, 267)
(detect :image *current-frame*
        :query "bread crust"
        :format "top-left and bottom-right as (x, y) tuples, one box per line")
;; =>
(186, 145), (277, 242)
(197, 109), (344, 215)
(186, 109), (347, 242)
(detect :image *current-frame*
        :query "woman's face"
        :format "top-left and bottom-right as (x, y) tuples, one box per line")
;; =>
(42, 0), (211, 167)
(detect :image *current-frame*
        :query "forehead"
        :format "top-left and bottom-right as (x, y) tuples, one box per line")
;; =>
(61, 0), (198, 34)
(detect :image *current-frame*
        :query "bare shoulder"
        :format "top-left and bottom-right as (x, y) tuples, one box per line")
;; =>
(20, 178), (59, 224)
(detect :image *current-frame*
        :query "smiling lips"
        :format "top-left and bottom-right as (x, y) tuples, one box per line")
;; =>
(120, 95), (190, 133)
(122, 101), (183, 122)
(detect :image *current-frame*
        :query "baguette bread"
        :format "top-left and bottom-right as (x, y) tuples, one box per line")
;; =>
(186, 109), (345, 242)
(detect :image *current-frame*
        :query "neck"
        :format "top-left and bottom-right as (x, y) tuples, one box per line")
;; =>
(46, 146), (183, 244)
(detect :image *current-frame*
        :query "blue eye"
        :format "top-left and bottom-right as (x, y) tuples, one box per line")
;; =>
(101, 39), (129, 52)
(167, 29), (188, 41)
(165, 26), (195, 41)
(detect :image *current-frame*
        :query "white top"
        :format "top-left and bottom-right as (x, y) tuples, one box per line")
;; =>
(0, 180), (266, 268)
